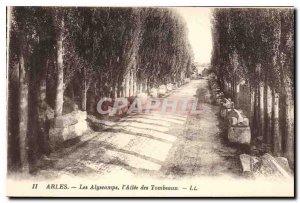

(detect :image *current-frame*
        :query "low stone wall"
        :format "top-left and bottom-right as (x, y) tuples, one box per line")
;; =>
(49, 110), (88, 147)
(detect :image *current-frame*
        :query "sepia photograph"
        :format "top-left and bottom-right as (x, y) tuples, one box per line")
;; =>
(6, 6), (295, 197)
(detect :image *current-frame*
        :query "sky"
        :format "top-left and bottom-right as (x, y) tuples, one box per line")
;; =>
(174, 8), (213, 65)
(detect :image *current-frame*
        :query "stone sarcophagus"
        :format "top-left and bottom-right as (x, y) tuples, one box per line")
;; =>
(215, 91), (224, 105)
(158, 85), (167, 97)
(227, 125), (251, 144)
(239, 153), (292, 179)
(226, 109), (251, 145)
(49, 110), (88, 147)
(220, 98), (234, 119)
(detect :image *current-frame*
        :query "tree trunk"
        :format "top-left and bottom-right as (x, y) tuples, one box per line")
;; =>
(71, 84), (75, 101)
(283, 76), (294, 167)
(252, 86), (259, 140)
(263, 81), (268, 143)
(138, 81), (143, 94)
(18, 51), (29, 172)
(272, 90), (281, 156)
(250, 86), (255, 128)
(81, 79), (87, 111)
(259, 82), (264, 139)
(125, 73), (130, 97)
(8, 61), (20, 171)
(265, 85), (272, 148)
(54, 13), (64, 117)
(117, 82), (122, 97)
(129, 70), (134, 96)
(144, 79), (148, 93)
(113, 85), (117, 98)
(37, 63), (50, 155)
(133, 75), (137, 96)
(235, 83), (240, 108)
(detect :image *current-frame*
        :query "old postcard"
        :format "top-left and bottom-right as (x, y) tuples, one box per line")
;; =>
(6, 6), (295, 197)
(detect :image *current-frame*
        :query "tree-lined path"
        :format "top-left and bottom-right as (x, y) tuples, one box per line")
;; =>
(7, 7), (294, 182)
(36, 78), (240, 179)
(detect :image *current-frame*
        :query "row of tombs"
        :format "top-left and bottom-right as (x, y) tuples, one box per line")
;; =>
(208, 75), (292, 180)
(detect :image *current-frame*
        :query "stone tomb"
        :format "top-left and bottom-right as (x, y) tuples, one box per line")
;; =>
(226, 109), (251, 145)
(49, 110), (88, 147)
(239, 153), (292, 179)
(227, 125), (251, 145)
